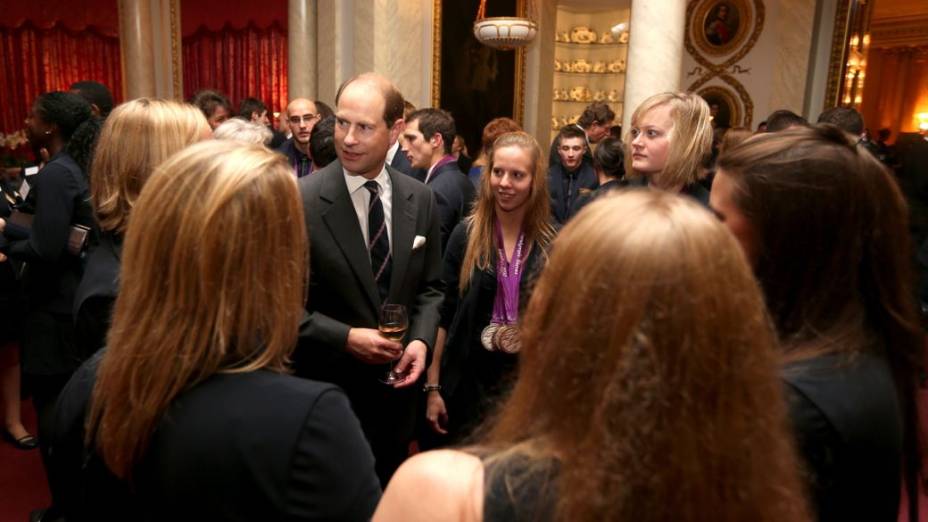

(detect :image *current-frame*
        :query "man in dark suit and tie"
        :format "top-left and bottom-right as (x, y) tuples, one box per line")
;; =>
(403, 108), (476, 251)
(297, 73), (443, 485)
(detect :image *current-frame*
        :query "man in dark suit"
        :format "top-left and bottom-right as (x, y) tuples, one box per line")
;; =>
(403, 108), (476, 251)
(548, 124), (597, 224)
(297, 73), (443, 485)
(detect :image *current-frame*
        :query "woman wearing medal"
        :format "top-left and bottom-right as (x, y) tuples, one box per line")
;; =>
(422, 131), (556, 446)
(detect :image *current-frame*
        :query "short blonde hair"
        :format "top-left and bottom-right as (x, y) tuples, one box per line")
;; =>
(625, 92), (713, 188)
(213, 118), (273, 145)
(91, 99), (209, 234)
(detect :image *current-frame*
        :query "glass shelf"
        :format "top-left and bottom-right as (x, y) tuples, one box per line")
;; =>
(555, 40), (627, 47)
(555, 70), (624, 76)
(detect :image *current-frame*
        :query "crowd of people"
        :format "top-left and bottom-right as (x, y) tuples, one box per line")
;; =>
(0, 72), (927, 522)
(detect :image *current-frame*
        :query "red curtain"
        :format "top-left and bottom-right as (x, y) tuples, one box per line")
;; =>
(0, 21), (122, 134)
(182, 22), (288, 117)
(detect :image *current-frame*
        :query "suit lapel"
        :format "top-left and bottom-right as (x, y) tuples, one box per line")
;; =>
(318, 162), (381, 310)
(388, 167), (416, 299)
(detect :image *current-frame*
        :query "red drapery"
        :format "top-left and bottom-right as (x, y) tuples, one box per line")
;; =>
(0, 21), (122, 134)
(182, 22), (288, 117)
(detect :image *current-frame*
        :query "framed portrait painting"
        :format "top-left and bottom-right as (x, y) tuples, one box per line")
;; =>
(699, 86), (743, 128)
(690, 0), (753, 56)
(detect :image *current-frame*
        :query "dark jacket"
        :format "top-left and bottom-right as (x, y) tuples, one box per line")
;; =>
(277, 138), (313, 178)
(426, 160), (476, 252)
(296, 159), (443, 483)
(73, 231), (122, 359)
(438, 222), (547, 440)
(49, 351), (382, 522)
(547, 159), (597, 225)
(783, 351), (903, 522)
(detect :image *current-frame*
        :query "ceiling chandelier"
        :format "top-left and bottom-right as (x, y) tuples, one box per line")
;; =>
(473, 0), (538, 51)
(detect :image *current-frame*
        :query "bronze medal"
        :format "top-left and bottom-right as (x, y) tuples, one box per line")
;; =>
(481, 323), (499, 351)
(493, 324), (521, 354)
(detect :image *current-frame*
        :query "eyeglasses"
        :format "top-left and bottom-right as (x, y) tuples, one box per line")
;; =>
(288, 114), (320, 124)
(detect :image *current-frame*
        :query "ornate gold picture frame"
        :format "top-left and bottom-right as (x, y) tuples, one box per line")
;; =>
(699, 85), (743, 127)
(690, 0), (753, 57)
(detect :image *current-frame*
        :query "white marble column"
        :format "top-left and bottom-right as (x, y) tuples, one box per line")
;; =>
(288, 0), (317, 100)
(119, 0), (158, 99)
(316, 0), (432, 107)
(622, 0), (686, 132)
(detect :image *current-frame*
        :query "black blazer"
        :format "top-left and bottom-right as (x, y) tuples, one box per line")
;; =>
(296, 160), (443, 481)
(4, 152), (93, 314)
(426, 160), (476, 252)
(72, 231), (122, 359)
(390, 148), (421, 180)
(783, 351), (903, 522)
(547, 160), (597, 225)
(49, 352), (382, 521)
(439, 222), (546, 399)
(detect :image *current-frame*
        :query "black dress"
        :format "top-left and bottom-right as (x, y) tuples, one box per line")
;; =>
(49, 351), (383, 521)
(783, 351), (903, 522)
(437, 222), (547, 443)
(482, 453), (558, 522)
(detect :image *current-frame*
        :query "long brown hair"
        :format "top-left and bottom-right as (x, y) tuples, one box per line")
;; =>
(86, 140), (308, 479)
(717, 124), (924, 499)
(480, 191), (810, 522)
(91, 98), (209, 234)
(459, 132), (556, 293)
(624, 92), (713, 189)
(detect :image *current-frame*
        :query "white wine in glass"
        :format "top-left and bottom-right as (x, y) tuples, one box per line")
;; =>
(379, 304), (408, 385)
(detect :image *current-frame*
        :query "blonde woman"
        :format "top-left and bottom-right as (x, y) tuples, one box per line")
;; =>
(380, 191), (810, 522)
(625, 92), (714, 205)
(73, 99), (210, 358)
(51, 141), (381, 520)
(422, 132), (556, 447)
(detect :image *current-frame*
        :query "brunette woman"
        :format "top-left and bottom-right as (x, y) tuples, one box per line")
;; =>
(378, 191), (810, 522)
(711, 125), (923, 521)
(423, 132), (556, 445)
(468, 118), (522, 188)
(50, 141), (381, 520)
(625, 92), (714, 204)
(573, 136), (625, 213)
(74, 98), (210, 358)
(0, 92), (96, 457)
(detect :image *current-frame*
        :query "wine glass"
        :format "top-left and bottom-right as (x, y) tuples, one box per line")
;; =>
(379, 304), (408, 385)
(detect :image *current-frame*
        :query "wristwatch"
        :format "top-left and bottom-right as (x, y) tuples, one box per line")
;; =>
(423, 383), (441, 393)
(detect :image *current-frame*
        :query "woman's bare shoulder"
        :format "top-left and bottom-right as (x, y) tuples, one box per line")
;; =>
(373, 450), (485, 522)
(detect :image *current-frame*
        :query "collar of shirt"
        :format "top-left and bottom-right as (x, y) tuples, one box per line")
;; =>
(344, 165), (393, 249)
(386, 141), (400, 166)
(424, 155), (456, 184)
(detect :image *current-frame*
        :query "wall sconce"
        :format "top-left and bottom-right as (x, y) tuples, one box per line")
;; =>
(917, 113), (928, 132)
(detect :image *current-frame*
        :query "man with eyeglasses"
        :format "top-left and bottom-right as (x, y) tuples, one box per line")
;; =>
(277, 98), (321, 178)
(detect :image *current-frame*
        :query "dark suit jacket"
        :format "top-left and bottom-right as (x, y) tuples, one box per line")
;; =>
(49, 352), (381, 521)
(783, 351), (902, 522)
(426, 160), (476, 252)
(389, 148), (417, 179)
(72, 231), (122, 360)
(547, 159), (597, 224)
(296, 160), (443, 481)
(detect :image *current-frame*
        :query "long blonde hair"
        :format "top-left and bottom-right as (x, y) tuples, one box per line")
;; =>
(86, 140), (308, 479)
(459, 132), (556, 293)
(625, 92), (713, 189)
(481, 191), (810, 522)
(91, 98), (209, 234)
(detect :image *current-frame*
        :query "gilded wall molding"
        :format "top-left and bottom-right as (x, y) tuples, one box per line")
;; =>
(684, 0), (763, 126)
(824, 0), (851, 109)
(430, 0), (442, 107)
(871, 15), (928, 48)
(170, 0), (182, 100)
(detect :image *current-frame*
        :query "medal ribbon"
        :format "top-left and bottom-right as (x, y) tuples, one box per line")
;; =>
(491, 220), (525, 326)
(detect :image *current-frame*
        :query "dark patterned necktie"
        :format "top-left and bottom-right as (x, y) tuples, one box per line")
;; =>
(364, 180), (391, 302)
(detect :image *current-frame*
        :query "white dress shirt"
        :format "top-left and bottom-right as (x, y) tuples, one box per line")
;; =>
(386, 141), (400, 167)
(344, 166), (393, 250)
